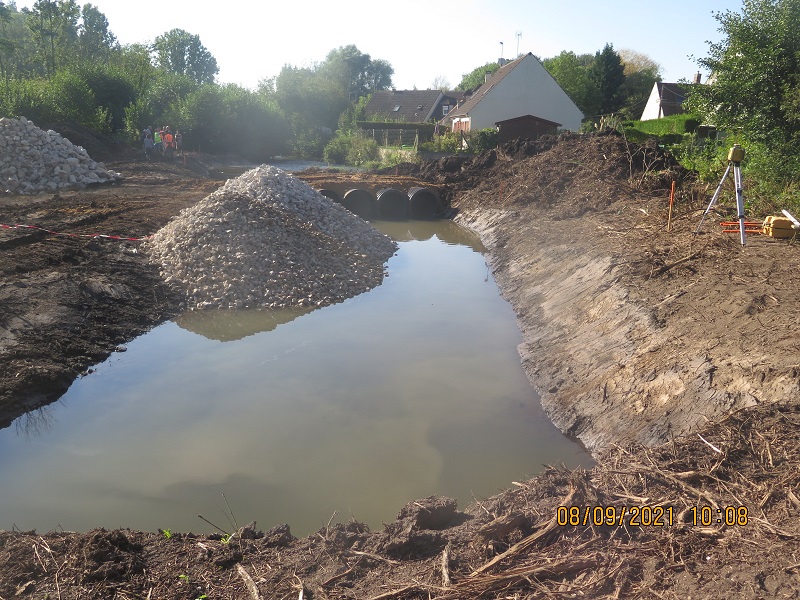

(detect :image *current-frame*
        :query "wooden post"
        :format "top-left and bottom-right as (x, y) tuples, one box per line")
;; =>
(667, 180), (676, 232)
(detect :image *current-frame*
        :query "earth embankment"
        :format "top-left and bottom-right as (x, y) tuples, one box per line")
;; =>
(1, 132), (799, 598)
(433, 132), (800, 452)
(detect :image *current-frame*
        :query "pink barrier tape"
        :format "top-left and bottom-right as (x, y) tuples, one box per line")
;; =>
(1, 222), (151, 241)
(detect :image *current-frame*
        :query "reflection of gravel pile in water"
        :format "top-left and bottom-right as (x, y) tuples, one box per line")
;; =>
(146, 165), (397, 310)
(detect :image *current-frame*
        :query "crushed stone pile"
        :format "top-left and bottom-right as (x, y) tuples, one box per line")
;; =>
(146, 165), (397, 310)
(0, 116), (122, 194)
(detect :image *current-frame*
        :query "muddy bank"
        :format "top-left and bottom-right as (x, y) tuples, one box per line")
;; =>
(443, 134), (800, 453)
(456, 205), (800, 452)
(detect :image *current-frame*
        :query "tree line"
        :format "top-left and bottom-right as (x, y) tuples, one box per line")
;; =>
(0, 1), (395, 160)
(0, 0), (663, 161)
(1, 0), (798, 204)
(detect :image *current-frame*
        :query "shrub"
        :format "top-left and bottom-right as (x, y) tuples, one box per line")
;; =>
(323, 133), (378, 166)
(420, 131), (461, 153)
(323, 134), (350, 164)
(472, 127), (499, 152)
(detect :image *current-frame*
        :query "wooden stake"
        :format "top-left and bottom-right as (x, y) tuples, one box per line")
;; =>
(667, 180), (676, 232)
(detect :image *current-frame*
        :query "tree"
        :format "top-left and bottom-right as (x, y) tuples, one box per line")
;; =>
(175, 83), (224, 151)
(274, 63), (348, 156)
(320, 45), (393, 100)
(431, 75), (450, 91)
(24, 0), (80, 77)
(589, 43), (626, 116)
(458, 62), (500, 91)
(152, 28), (218, 84)
(618, 49), (662, 120)
(0, 1), (15, 85)
(688, 0), (800, 147)
(542, 51), (596, 115)
(78, 63), (135, 131)
(109, 42), (155, 97)
(217, 84), (290, 160)
(78, 3), (115, 63)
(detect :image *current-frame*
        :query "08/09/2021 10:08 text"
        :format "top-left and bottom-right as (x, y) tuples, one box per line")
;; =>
(556, 505), (749, 528)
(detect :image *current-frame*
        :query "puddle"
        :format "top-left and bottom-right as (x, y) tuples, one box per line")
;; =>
(0, 220), (593, 536)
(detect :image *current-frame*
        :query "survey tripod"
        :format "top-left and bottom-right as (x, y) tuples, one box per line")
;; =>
(695, 144), (748, 245)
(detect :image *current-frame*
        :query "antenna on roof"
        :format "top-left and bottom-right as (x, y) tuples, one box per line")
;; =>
(516, 31), (522, 57)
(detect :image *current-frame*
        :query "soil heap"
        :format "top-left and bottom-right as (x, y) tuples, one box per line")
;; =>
(0, 116), (122, 194)
(145, 165), (397, 309)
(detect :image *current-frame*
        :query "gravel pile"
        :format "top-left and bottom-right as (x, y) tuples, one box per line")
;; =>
(146, 165), (397, 310)
(0, 116), (122, 194)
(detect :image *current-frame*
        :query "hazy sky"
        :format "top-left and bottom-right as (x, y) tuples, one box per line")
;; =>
(17, 0), (743, 89)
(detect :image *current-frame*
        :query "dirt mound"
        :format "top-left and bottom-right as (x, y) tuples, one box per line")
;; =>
(1, 132), (799, 598)
(388, 131), (689, 214)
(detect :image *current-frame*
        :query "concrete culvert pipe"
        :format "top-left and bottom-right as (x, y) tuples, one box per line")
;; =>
(317, 188), (342, 203)
(376, 188), (409, 220)
(342, 188), (377, 219)
(408, 187), (441, 219)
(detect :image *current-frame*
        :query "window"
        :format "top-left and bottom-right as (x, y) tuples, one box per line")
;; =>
(393, 105), (401, 112)
(442, 105), (450, 115)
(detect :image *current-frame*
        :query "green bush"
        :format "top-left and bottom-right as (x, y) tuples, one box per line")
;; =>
(323, 133), (378, 166)
(323, 134), (350, 164)
(419, 131), (461, 153)
(626, 114), (700, 137)
(78, 65), (138, 133)
(472, 127), (499, 151)
(2, 71), (105, 130)
(346, 136), (379, 166)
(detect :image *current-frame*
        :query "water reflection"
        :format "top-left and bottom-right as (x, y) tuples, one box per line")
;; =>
(175, 307), (313, 342)
(0, 219), (593, 536)
(375, 219), (486, 250)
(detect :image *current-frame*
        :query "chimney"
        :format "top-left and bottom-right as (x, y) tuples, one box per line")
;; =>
(485, 72), (492, 83)
(693, 72), (702, 84)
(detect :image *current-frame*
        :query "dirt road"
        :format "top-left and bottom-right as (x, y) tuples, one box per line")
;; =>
(1, 134), (799, 598)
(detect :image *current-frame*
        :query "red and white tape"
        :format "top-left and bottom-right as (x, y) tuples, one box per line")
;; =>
(1, 222), (151, 241)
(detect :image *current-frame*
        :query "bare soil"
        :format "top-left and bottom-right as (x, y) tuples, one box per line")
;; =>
(1, 132), (799, 599)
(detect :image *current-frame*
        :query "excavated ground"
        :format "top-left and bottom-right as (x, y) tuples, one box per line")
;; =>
(0, 132), (798, 599)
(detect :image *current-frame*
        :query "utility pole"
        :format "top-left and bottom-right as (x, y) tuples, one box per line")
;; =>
(516, 31), (522, 57)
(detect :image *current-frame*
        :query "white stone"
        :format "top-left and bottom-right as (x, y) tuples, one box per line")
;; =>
(0, 116), (122, 195)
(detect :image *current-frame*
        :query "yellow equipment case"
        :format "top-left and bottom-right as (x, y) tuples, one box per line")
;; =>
(762, 215), (796, 239)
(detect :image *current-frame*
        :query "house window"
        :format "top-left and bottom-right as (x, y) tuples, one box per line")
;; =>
(442, 105), (450, 115)
(393, 105), (401, 112)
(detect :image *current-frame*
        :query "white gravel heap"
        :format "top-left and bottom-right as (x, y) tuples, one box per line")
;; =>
(146, 164), (397, 310)
(0, 116), (122, 194)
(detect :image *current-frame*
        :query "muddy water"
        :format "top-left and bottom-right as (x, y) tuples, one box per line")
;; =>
(0, 220), (592, 536)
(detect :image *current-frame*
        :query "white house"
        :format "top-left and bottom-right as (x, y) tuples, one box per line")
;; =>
(640, 82), (690, 120)
(441, 53), (584, 134)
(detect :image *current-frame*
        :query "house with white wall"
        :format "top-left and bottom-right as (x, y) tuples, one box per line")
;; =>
(441, 53), (584, 134)
(640, 73), (703, 121)
(640, 82), (689, 120)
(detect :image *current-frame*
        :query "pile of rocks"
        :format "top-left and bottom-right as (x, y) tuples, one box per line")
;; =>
(0, 116), (122, 194)
(146, 165), (397, 310)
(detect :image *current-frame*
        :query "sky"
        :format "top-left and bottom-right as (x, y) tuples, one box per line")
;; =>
(16, 0), (745, 90)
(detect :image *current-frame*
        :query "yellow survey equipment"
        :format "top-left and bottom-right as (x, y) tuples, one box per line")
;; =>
(762, 215), (795, 238)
